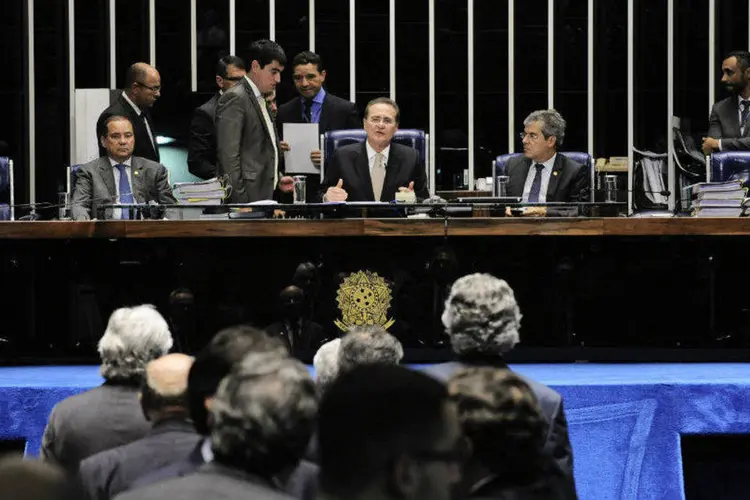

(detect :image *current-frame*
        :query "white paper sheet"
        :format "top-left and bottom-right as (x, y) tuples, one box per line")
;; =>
(283, 123), (320, 174)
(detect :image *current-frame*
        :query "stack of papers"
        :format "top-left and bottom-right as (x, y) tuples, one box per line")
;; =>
(686, 180), (748, 217)
(173, 178), (226, 205)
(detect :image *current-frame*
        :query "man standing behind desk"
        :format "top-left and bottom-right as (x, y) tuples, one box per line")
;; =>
(703, 51), (750, 154)
(72, 116), (176, 220)
(215, 40), (293, 202)
(187, 55), (246, 180)
(322, 97), (428, 202)
(96, 63), (161, 163)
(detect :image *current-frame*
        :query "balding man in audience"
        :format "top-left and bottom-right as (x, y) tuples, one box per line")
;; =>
(123, 325), (317, 500)
(423, 273), (575, 489)
(41, 305), (173, 473)
(97, 63), (162, 162)
(448, 367), (576, 499)
(116, 350), (317, 500)
(0, 456), (77, 500)
(338, 324), (404, 373)
(318, 364), (463, 500)
(78, 354), (200, 500)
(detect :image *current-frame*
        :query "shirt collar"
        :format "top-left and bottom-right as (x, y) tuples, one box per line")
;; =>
(245, 75), (262, 99)
(121, 91), (142, 116)
(109, 157), (132, 167)
(534, 153), (556, 171)
(311, 87), (327, 104)
(366, 141), (390, 164)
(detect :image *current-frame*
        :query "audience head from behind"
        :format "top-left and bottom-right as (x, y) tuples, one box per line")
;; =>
(319, 364), (463, 500)
(210, 350), (317, 480)
(338, 324), (404, 373)
(124, 62), (161, 109)
(364, 97), (400, 153)
(0, 456), (76, 500)
(246, 39), (287, 95)
(721, 50), (750, 96)
(97, 304), (173, 384)
(291, 50), (327, 101)
(521, 109), (566, 164)
(313, 338), (341, 394)
(448, 367), (552, 497)
(442, 273), (522, 358)
(188, 324), (287, 435)
(215, 55), (246, 92)
(100, 115), (135, 164)
(140, 353), (194, 423)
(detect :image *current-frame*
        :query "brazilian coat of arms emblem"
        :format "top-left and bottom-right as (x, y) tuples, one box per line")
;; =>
(334, 270), (395, 331)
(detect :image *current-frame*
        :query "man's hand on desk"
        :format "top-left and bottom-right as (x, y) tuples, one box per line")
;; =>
(702, 137), (719, 155)
(505, 206), (547, 217)
(398, 181), (415, 193)
(278, 175), (294, 193)
(310, 150), (322, 166)
(324, 178), (348, 202)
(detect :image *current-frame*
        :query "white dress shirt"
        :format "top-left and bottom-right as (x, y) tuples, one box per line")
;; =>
(365, 141), (391, 175)
(121, 92), (156, 151)
(109, 157), (134, 220)
(522, 153), (557, 203)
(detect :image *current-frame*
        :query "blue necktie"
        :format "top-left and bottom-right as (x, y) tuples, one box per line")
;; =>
(115, 164), (134, 219)
(527, 164), (545, 203)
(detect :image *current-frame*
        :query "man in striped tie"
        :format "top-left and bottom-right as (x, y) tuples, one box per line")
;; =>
(703, 51), (750, 154)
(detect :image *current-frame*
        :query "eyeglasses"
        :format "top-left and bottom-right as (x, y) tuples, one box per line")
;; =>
(368, 116), (396, 126)
(136, 81), (161, 92)
(519, 132), (543, 141)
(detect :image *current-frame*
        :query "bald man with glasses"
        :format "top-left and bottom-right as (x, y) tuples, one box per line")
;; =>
(96, 62), (162, 163)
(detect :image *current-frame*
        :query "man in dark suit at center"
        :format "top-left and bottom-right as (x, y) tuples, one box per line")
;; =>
(702, 51), (750, 154)
(506, 109), (589, 204)
(321, 97), (429, 202)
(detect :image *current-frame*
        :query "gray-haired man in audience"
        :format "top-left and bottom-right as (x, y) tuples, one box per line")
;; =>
(115, 350), (317, 500)
(313, 338), (341, 394)
(41, 305), (173, 473)
(338, 325), (404, 373)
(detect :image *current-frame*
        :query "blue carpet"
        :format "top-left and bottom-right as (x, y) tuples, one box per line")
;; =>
(2, 363), (749, 500)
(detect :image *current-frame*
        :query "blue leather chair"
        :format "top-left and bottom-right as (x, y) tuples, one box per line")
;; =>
(708, 152), (750, 183)
(321, 129), (432, 194)
(0, 157), (14, 220)
(492, 152), (594, 200)
(68, 164), (83, 197)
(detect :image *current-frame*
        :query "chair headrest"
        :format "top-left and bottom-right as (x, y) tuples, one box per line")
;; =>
(710, 152), (750, 183)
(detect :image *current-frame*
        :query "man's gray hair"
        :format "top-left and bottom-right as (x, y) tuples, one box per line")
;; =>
(313, 338), (342, 392)
(523, 109), (566, 146)
(97, 305), (173, 382)
(211, 350), (317, 476)
(442, 273), (522, 356)
(338, 325), (404, 373)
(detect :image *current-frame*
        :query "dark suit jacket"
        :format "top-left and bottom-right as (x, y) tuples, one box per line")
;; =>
(422, 357), (575, 486)
(187, 93), (220, 179)
(97, 94), (160, 162)
(321, 142), (429, 202)
(71, 156), (176, 220)
(708, 95), (750, 150)
(40, 383), (151, 475)
(216, 78), (280, 203)
(114, 462), (295, 500)
(265, 320), (327, 359)
(506, 154), (589, 203)
(276, 92), (360, 135)
(128, 440), (319, 500)
(78, 418), (201, 500)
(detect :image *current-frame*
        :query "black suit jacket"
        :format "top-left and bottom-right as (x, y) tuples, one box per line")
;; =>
(276, 92), (360, 135)
(40, 383), (151, 475)
(97, 94), (160, 163)
(321, 142), (429, 202)
(187, 93), (220, 179)
(708, 95), (750, 150)
(422, 356), (575, 490)
(265, 320), (327, 359)
(78, 419), (201, 500)
(506, 154), (589, 203)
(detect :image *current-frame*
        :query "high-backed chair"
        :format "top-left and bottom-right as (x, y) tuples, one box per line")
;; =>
(492, 152), (594, 200)
(0, 157), (14, 220)
(321, 129), (432, 195)
(708, 152), (750, 183)
(67, 164), (83, 197)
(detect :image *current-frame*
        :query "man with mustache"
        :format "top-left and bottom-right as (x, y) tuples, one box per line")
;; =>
(703, 51), (750, 154)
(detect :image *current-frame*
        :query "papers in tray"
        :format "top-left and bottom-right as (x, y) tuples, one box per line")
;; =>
(173, 177), (226, 204)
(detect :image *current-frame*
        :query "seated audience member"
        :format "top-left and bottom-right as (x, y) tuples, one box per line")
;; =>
(72, 115), (176, 220)
(265, 285), (326, 358)
(188, 55), (247, 180)
(322, 97), (429, 202)
(41, 305), (173, 473)
(115, 350), (317, 500)
(337, 324), (404, 373)
(0, 456), (77, 500)
(318, 364), (463, 500)
(423, 273), (575, 487)
(125, 325), (317, 500)
(78, 354), (200, 500)
(506, 109), (589, 204)
(448, 367), (576, 500)
(703, 51), (750, 154)
(312, 338), (341, 394)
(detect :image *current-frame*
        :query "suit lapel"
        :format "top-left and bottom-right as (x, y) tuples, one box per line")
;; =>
(353, 143), (375, 200)
(244, 79), (274, 144)
(382, 145), (401, 200)
(546, 154), (563, 201)
(318, 95), (332, 132)
(130, 157), (147, 203)
(727, 98), (742, 137)
(99, 158), (117, 197)
(509, 158), (531, 197)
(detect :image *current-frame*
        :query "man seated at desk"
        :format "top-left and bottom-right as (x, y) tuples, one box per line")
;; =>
(322, 97), (429, 202)
(506, 109), (589, 213)
(702, 50), (750, 154)
(72, 115), (176, 220)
